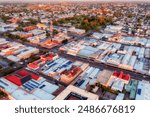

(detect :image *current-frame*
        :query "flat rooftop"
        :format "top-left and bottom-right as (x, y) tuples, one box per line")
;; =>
(11, 89), (40, 100)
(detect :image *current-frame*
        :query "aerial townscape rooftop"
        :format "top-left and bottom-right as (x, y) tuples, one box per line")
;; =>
(0, 0), (150, 100)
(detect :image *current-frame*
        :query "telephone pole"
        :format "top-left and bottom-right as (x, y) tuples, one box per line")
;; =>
(50, 20), (53, 41)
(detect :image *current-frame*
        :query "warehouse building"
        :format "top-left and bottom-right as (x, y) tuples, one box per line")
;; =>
(74, 66), (101, 90)
(144, 48), (150, 58)
(125, 79), (138, 100)
(16, 47), (39, 60)
(28, 53), (58, 70)
(41, 57), (82, 84)
(107, 53), (123, 66)
(97, 70), (113, 86)
(134, 60), (144, 73)
(11, 89), (40, 100)
(136, 81), (150, 100)
(68, 27), (85, 35)
(77, 46), (99, 58)
(1, 75), (65, 100)
(138, 47), (145, 59)
(106, 71), (130, 92)
(0, 40), (39, 62)
(104, 25), (123, 34)
(0, 78), (18, 94)
(4, 69), (40, 86)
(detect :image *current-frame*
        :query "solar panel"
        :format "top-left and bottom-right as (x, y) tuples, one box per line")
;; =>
(28, 82), (38, 88)
(30, 80), (40, 85)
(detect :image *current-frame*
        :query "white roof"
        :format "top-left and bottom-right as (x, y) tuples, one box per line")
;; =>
(116, 93), (125, 100)
(39, 81), (59, 94)
(11, 89), (40, 100)
(93, 32), (113, 39)
(121, 54), (131, 65)
(97, 70), (112, 85)
(7, 55), (20, 62)
(0, 78), (18, 94)
(136, 81), (150, 100)
(33, 88), (55, 100)
(134, 61), (144, 71)
(92, 32), (103, 39)
(128, 56), (137, 66)
(111, 79), (124, 92)
(17, 47), (39, 57)
(0, 40), (8, 45)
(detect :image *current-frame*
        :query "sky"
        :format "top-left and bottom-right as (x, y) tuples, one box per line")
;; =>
(0, 0), (149, 3)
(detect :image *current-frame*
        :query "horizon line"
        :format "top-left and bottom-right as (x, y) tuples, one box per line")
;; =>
(0, 0), (150, 4)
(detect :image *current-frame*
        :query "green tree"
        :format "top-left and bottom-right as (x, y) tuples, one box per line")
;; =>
(1, 15), (11, 22)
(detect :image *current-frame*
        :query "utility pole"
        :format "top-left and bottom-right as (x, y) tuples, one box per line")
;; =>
(50, 20), (53, 41)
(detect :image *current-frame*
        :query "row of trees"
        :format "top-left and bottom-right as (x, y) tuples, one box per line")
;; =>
(3, 33), (28, 42)
(1, 15), (11, 23)
(54, 15), (113, 32)
(28, 54), (40, 63)
(79, 15), (113, 31)
(46, 29), (59, 37)
(16, 18), (38, 31)
(1, 64), (23, 76)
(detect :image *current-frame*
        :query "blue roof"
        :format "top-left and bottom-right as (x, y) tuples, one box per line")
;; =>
(137, 89), (141, 95)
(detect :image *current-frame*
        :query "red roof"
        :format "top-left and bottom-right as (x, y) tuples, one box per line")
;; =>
(122, 74), (130, 81)
(40, 53), (54, 61)
(16, 69), (39, 80)
(27, 63), (39, 70)
(16, 69), (29, 77)
(5, 75), (22, 86)
(113, 71), (130, 81)
(23, 26), (37, 32)
(113, 71), (119, 77)
(27, 59), (43, 70)
(27, 53), (54, 70)
(30, 73), (39, 80)
(5, 69), (40, 86)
